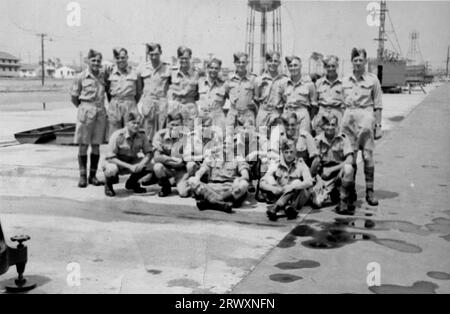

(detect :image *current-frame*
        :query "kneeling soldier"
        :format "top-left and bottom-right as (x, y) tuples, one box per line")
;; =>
(261, 139), (314, 221)
(103, 112), (152, 197)
(310, 113), (355, 214)
(188, 139), (251, 213)
(152, 113), (197, 197)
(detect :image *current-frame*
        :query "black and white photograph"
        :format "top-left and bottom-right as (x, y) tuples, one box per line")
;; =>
(0, 0), (449, 299)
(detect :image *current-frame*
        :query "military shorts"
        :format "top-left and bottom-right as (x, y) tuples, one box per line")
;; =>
(107, 98), (138, 138)
(226, 108), (256, 128)
(256, 107), (280, 128)
(341, 107), (375, 152)
(74, 102), (107, 145)
(138, 95), (168, 142)
(102, 157), (154, 178)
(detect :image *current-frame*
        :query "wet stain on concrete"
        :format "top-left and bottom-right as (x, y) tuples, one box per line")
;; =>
(278, 219), (422, 253)
(427, 271), (450, 280)
(275, 260), (320, 270)
(92, 258), (103, 263)
(440, 235), (450, 242)
(369, 281), (438, 294)
(438, 184), (448, 187)
(167, 278), (200, 289)
(421, 165), (440, 169)
(147, 269), (162, 275)
(388, 116), (404, 122)
(425, 218), (450, 234)
(443, 210), (450, 216)
(269, 274), (303, 283)
(374, 190), (399, 200)
(334, 218), (430, 236)
(277, 234), (297, 249)
(395, 155), (404, 159)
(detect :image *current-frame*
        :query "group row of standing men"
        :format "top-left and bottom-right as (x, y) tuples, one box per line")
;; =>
(70, 43), (383, 218)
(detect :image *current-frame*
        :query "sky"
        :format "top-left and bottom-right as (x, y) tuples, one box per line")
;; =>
(0, 0), (449, 72)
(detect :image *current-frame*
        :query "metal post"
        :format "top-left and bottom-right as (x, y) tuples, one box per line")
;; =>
(446, 45), (449, 78)
(39, 34), (47, 86)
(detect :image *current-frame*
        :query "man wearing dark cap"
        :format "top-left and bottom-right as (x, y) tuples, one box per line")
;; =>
(310, 113), (355, 213)
(102, 112), (153, 197)
(224, 52), (258, 129)
(106, 47), (142, 139)
(341, 48), (383, 206)
(167, 46), (200, 129)
(71, 49), (107, 188)
(137, 43), (172, 144)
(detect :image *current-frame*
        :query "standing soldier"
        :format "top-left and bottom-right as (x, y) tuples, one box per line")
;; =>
(168, 46), (199, 129)
(225, 52), (258, 129)
(197, 58), (227, 131)
(312, 55), (345, 135)
(138, 43), (172, 143)
(341, 48), (383, 206)
(255, 51), (287, 128)
(106, 47), (142, 139)
(280, 56), (317, 134)
(71, 49), (107, 188)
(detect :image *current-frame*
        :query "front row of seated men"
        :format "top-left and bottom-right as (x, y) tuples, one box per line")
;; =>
(101, 111), (356, 220)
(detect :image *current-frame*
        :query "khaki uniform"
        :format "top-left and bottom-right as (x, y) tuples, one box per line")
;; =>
(311, 132), (354, 207)
(280, 77), (317, 133)
(102, 127), (152, 178)
(138, 62), (172, 142)
(168, 67), (199, 129)
(71, 69), (107, 145)
(197, 77), (227, 130)
(224, 72), (257, 127)
(341, 72), (382, 151)
(312, 76), (345, 134)
(107, 66), (140, 138)
(294, 130), (319, 165)
(254, 72), (287, 127)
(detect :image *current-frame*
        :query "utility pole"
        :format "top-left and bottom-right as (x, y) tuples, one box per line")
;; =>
(37, 33), (47, 86)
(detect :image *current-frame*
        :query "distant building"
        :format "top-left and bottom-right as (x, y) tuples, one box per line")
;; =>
(54, 66), (76, 79)
(19, 64), (39, 78)
(0, 51), (21, 77)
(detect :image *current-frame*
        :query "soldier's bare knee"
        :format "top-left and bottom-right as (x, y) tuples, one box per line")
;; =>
(103, 163), (119, 178)
(186, 162), (198, 175)
(153, 163), (166, 178)
(343, 164), (354, 178)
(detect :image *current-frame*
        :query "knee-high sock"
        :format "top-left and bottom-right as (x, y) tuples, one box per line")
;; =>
(89, 154), (100, 178)
(78, 155), (88, 177)
(364, 166), (375, 192)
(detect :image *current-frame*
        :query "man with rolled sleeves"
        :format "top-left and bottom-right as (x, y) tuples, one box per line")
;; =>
(224, 52), (258, 128)
(285, 113), (319, 167)
(341, 48), (382, 206)
(106, 47), (142, 139)
(137, 43), (172, 143)
(310, 113), (355, 213)
(261, 139), (313, 221)
(280, 56), (317, 134)
(102, 112), (153, 197)
(255, 51), (287, 128)
(197, 58), (227, 131)
(152, 113), (197, 198)
(188, 138), (250, 213)
(167, 46), (199, 130)
(71, 49), (107, 188)
(312, 55), (345, 135)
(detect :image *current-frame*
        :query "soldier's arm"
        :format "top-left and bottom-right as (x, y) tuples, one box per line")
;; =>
(135, 73), (143, 103)
(70, 76), (81, 107)
(105, 133), (135, 171)
(284, 163), (314, 192)
(309, 82), (319, 120)
(310, 156), (321, 177)
(373, 76), (383, 125)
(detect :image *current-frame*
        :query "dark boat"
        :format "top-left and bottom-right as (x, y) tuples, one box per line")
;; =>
(14, 123), (75, 144)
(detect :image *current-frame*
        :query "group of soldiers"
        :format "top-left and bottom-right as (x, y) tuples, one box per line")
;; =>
(70, 43), (383, 220)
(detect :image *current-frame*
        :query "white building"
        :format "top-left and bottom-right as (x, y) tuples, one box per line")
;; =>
(19, 64), (38, 78)
(54, 66), (76, 79)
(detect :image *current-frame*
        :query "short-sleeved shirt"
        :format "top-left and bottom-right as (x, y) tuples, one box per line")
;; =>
(315, 76), (344, 108)
(71, 69), (106, 105)
(202, 157), (250, 183)
(224, 72), (257, 111)
(280, 77), (317, 110)
(295, 130), (319, 157)
(315, 132), (353, 165)
(168, 67), (199, 103)
(197, 77), (226, 111)
(182, 128), (221, 161)
(106, 127), (151, 162)
(138, 62), (172, 98)
(342, 72), (382, 109)
(152, 128), (185, 157)
(265, 157), (312, 187)
(255, 72), (288, 111)
(107, 65), (139, 99)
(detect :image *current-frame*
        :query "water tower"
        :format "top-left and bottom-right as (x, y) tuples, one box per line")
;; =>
(245, 0), (282, 73)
